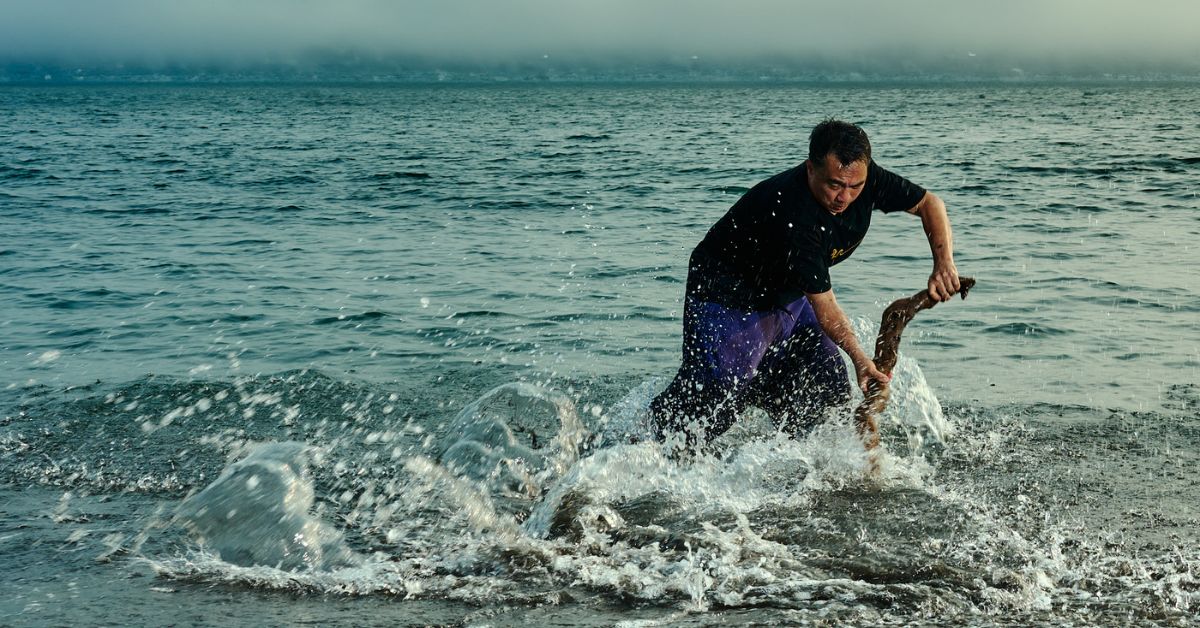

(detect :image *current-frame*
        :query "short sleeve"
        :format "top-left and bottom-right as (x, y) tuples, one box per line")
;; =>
(869, 161), (926, 214)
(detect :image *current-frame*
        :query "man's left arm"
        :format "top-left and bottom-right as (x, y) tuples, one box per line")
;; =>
(908, 192), (960, 301)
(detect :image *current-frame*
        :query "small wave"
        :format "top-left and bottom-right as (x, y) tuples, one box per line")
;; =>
(311, 311), (388, 325)
(220, 313), (265, 323)
(614, 184), (658, 195)
(77, 287), (119, 297)
(1079, 294), (1197, 312)
(44, 325), (105, 338)
(1173, 156), (1200, 165)
(45, 296), (121, 311)
(542, 312), (610, 323)
(83, 206), (171, 215)
(1029, 251), (1078, 261)
(876, 253), (925, 263)
(517, 168), (584, 179)
(453, 309), (509, 319)
(260, 174), (319, 185)
(476, 199), (534, 210)
(983, 322), (1071, 337)
(370, 171), (431, 180)
(566, 133), (611, 141)
(1008, 164), (1118, 177)
(0, 165), (46, 180)
(145, 261), (200, 277)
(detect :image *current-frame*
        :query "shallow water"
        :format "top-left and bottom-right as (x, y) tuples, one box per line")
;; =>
(2, 83), (1198, 625)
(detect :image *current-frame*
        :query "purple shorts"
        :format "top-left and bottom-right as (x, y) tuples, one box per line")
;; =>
(650, 291), (851, 445)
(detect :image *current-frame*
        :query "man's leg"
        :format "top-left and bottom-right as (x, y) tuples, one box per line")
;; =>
(650, 296), (787, 447)
(747, 296), (852, 437)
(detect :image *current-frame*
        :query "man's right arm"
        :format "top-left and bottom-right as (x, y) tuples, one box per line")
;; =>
(806, 289), (890, 393)
(907, 192), (960, 302)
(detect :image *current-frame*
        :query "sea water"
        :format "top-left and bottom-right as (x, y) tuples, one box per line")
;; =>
(1, 83), (1198, 625)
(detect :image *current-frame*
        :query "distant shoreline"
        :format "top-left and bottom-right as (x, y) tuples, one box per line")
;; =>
(5, 56), (1200, 86)
(5, 74), (1200, 86)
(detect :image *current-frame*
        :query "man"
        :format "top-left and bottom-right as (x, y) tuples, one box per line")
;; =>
(651, 119), (960, 447)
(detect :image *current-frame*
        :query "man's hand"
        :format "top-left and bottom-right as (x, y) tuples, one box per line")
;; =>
(928, 261), (961, 302)
(852, 354), (891, 394)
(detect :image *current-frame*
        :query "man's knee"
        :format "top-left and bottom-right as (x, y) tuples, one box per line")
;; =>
(649, 383), (738, 447)
(757, 378), (851, 437)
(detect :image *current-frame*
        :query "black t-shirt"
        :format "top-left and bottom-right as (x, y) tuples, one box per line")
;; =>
(690, 160), (926, 308)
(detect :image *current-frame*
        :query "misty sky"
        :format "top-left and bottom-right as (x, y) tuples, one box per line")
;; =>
(3, 0), (1198, 63)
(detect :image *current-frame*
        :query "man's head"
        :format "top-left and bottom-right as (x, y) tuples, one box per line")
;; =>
(806, 119), (871, 215)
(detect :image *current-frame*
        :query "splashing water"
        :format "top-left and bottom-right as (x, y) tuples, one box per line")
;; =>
(147, 365), (1047, 615)
(75, 303), (1181, 624)
(173, 442), (360, 571)
(27, 363), (1172, 624)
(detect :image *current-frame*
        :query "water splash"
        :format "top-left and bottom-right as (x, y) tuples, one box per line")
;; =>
(437, 382), (587, 496)
(174, 442), (359, 571)
(132, 373), (1200, 622)
(849, 315), (955, 455)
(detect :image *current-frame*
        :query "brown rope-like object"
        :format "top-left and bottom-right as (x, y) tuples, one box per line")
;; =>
(855, 277), (976, 458)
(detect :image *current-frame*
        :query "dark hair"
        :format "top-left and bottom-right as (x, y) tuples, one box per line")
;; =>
(808, 118), (871, 166)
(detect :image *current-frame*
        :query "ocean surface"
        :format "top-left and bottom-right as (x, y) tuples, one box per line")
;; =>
(1, 82), (1198, 626)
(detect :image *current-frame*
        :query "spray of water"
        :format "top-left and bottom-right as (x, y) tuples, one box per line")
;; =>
(141, 355), (1198, 620)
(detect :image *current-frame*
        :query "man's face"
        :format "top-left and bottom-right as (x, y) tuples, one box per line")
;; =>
(806, 154), (868, 215)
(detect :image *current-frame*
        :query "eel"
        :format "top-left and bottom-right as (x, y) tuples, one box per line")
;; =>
(854, 277), (976, 454)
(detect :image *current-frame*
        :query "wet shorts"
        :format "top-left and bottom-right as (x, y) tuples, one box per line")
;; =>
(650, 290), (851, 445)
